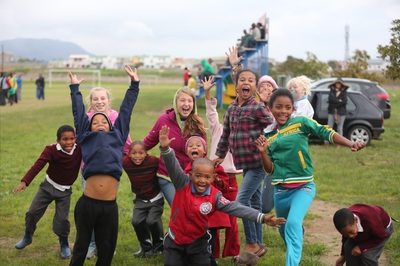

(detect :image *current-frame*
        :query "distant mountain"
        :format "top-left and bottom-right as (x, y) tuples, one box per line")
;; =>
(0, 38), (91, 62)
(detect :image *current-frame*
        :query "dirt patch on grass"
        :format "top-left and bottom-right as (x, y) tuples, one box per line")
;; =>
(305, 199), (387, 265)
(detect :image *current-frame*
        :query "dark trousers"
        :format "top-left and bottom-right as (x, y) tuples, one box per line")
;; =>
(0, 89), (9, 105)
(25, 179), (72, 237)
(164, 232), (212, 266)
(132, 197), (164, 249)
(344, 223), (394, 266)
(69, 194), (118, 266)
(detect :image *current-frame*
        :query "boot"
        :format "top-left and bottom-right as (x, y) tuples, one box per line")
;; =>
(15, 230), (33, 250)
(59, 235), (71, 259)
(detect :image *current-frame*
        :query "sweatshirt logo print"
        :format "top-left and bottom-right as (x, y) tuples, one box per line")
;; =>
(199, 202), (213, 215)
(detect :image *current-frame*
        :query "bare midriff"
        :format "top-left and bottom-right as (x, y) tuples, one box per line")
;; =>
(84, 175), (118, 200)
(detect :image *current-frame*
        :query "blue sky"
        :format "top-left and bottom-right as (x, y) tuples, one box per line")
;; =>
(1, 0), (399, 62)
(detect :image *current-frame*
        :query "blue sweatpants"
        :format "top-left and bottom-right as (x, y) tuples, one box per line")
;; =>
(274, 182), (316, 266)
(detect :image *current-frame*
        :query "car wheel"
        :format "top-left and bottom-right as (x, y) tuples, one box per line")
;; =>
(347, 125), (372, 145)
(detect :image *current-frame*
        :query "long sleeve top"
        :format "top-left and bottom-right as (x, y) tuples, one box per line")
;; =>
(328, 89), (348, 115)
(216, 96), (273, 170)
(70, 80), (139, 181)
(122, 154), (160, 200)
(340, 204), (391, 255)
(21, 143), (82, 186)
(160, 146), (266, 245)
(264, 116), (335, 185)
(143, 108), (191, 181)
(205, 97), (242, 174)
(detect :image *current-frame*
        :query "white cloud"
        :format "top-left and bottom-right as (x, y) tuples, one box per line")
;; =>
(0, 0), (398, 61)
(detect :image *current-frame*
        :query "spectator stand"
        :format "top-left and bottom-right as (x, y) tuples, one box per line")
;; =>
(196, 14), (270, 109)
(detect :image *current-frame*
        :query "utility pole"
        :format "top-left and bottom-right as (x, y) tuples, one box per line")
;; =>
(345, 24), (350, 62)
(1, 44), (4, 74)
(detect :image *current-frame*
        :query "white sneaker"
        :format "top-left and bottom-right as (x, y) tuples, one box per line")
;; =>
(86, 244), (97, 259)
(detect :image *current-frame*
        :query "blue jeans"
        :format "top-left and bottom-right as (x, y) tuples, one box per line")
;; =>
(236, 167), (264, 244)
(274, 182), (316, 266)
(158, 177), (175, 206)
(262, 174), (274, 213)
(328, 113), (346, 136)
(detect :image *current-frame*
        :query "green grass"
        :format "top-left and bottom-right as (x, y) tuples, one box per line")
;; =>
(0, 80), (399, 266)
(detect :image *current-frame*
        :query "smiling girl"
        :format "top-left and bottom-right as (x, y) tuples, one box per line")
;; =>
(143, 87), (207, 206)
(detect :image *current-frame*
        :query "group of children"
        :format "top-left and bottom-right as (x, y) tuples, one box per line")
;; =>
(12, 49), (395, 266)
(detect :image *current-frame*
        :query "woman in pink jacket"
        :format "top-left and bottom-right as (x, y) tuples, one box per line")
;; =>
(143, 87), (207, 206)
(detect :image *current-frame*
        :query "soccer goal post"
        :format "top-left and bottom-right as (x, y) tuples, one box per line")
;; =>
(48, 69), (101, 88)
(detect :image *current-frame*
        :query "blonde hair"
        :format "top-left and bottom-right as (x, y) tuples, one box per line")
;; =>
(175, 87), (208, 140)
(286, 75), (312, 96)
(85, 87), (113, 112)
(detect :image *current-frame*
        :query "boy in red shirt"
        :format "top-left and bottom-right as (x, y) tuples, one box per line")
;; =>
(158, 125), (285, 266)
(333, 204), (395, 266)
(12, 125), (82, 259)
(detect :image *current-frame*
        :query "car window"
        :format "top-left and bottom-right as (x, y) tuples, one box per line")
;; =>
(346, 82), (361, 93)
(321, 93), (356, 111)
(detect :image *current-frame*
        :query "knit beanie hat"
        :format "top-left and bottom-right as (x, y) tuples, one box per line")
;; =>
(185, 135), (207, 156)
(90, 112), (113, 131)
(258, 75), (278, 89)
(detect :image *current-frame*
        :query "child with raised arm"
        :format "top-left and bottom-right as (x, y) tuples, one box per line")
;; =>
(255, 89), (365, 266)
(122, 140), (164, 258)
(83, 84), (133, 259)
(333, 204), (395, 266)
(203, 76), (242, 259)
(215, 47), (274, 260)
(67, 66), (140, 266)
(183, 135), (231, 265)
(159, 125), (285, 266)
(12, 125), (82, 259)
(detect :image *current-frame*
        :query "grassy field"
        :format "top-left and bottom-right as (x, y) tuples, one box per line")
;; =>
(0, 79), (399, 266)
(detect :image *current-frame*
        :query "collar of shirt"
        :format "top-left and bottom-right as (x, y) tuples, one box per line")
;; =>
(355, 214), (364, 232)
(56, 143), (77, 155)
(295, 96), (307, 102)
(191, 183), (211, 196)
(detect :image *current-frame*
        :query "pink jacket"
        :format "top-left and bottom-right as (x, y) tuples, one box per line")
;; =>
(205, 97), (242, 174)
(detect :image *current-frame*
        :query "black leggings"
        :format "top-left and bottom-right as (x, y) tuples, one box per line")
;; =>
(69, 194), (118, 266)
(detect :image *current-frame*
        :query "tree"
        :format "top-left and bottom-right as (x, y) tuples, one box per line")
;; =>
(339, 50), (384, 83)
(277, 55), (305, 78)
(377, 19), (400, 80)
(298, 52), (328, 79)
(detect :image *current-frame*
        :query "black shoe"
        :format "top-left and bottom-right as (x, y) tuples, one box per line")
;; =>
(134, 248), (146, 258)
(15, 235), (32, 249)
(145, 249), (163, 258)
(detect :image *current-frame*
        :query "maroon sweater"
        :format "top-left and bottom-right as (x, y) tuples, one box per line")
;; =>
(341, 204), (391, 255)
(21, 144), (82, 186)
(122, 155), (160, 200)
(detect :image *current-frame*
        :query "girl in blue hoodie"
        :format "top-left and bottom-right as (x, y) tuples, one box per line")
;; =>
(68, 66), (140, 266)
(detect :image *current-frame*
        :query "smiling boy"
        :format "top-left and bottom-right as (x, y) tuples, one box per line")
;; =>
(158, 125), (285, 266)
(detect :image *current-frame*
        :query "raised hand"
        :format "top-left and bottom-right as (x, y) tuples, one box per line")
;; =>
(124, 65), (139, 82)
(159, 125), (175, 148)
(225, 46), (243, 66)
(202, 76), (215, 93)
(68, 71), (84, 85)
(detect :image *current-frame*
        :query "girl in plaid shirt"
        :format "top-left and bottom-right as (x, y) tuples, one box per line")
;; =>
(215, 61), (274, 261)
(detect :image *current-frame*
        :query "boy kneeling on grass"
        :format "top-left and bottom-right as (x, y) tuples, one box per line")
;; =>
(158, 125), (286, 266)
(333, 204), (396, 266)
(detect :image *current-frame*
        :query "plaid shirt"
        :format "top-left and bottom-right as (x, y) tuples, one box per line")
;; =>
(216, 97), (273, 170)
